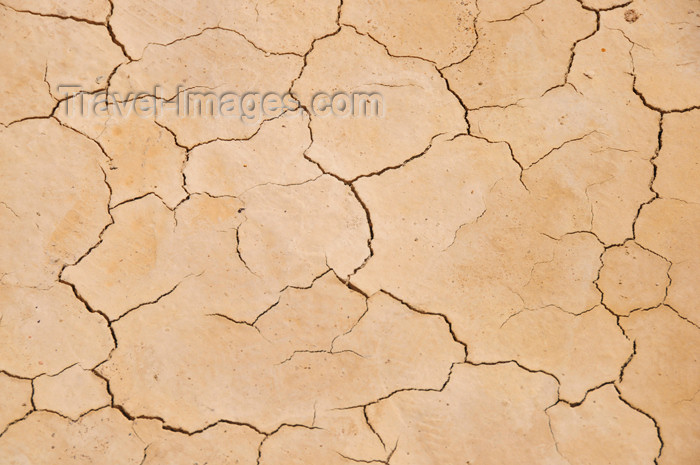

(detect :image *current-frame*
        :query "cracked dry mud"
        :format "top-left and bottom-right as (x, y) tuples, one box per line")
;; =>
(0, 0), (699, 464)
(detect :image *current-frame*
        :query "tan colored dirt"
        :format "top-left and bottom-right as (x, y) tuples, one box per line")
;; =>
(1, 0), (698, 464)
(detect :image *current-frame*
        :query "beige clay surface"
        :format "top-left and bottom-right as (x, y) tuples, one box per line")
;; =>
(1, 0), (699, 464)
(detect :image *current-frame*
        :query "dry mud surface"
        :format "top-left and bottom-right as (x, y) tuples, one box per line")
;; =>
(1, 0), (699, 464)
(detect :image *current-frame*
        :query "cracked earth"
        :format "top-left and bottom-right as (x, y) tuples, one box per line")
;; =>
(1, 0), (699, 464)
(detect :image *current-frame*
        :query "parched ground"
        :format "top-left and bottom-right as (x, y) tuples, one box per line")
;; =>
(1, 0), (699, 464)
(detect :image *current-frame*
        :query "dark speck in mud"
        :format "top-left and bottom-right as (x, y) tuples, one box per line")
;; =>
(624, 9), (640, 23)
